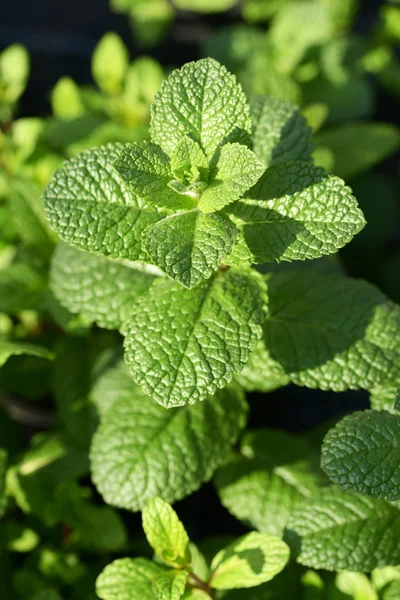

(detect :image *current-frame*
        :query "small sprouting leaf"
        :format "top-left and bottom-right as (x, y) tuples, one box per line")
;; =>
(198, 143), (265, 213)
(96, 558), (170, 600)
(90, 364), (247, 510)
(225, 161), (366, 264)
(50, 242), (156, 330)
(250, 96), (314, 167)
(51, 77), (85, 119)
(170, 136), (209, 185)
(0, 44), (30, 104)
(91, 32), (129, 95)
(210, 532), (290, 589)
(142, 211), (238, 288)
(114, 141), (196, 210)
(321, 410), (400, 500)
(142, 497), (189, 565)
(123, 267), (266, 406)
(0, 449), (7, 518)
(286, 487), (400, 571)
(150, 58), (252, 159)
(0, 342), (54, 369)
(43, 144), (164, 261)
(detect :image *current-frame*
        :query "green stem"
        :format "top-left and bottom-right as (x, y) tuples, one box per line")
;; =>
(188, 572), (216, 599)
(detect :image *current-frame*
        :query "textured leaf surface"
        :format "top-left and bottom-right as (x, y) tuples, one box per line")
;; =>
(150, 58), (252, 158)
(250, 96), (314, 167)
(264, 269), (400, 391)
(152, 570), (188, 600)
(215, 429), (323, 537)
(50, 242), (156, 330)
(0, 342), (54, 368)
(321, 410), (400, 500)
(198, 143), (265, 213)
(286, 487), (400, 571)
(234, 342), (290, 393)
(90, 364), (247, 510)
(142, 211), (238, 289)
(123, 268), (265, 406)
(142, 497), (189, 565)
(0, 449), (7, 518)
(226, 161), (365, 264)
(43, 144), (164, 261)
(96, 558), (167, 600)
(210, 532), (289, 589)
(170, 136), (209, 181)
(114, 141), (195, 210)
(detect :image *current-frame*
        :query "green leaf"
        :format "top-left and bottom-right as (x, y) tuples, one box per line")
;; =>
(114, 141), (196, 210)
(383, 581), (400, 600)
(286, 487), (400, 571)
(263, 269), (400, 391)
(198, 143), (265, 213)
(67, 502), (127, 552)
(142, 497), (189, 565)
(50, 242), (156, 330)
(90, 367), (247, 510)
(51, 77), (85, 119)
(234, 341), (290, 393)
(0, 342), (53, 368)
(170, 136), (209, 184)
(123, 267), (265, 406)
(321, 410), (400, 501)
(226, 161), (365, 264)
(0, 263), (47, 313)
(0, 522), (39, 552)
(152, 570), (189, 600)
(210, 532), (289, 589)
(142, 211), (238, 289)
(172, 0), (237, 12)
(91, 32), (129, 95)
(32, 590), (63, 600)
(250, 96), (314, 167)
(43, 144), (164, 261)
(150, 58), (252, 159)
(333, 572), (378, 600)
(97, 558), (168, 600)
(215, 429), (324, 537)
(0, 449), (7, 518)
(371, 566), (400, 593)
(314, 123), (400, 180)
(0, 44), (30, 104)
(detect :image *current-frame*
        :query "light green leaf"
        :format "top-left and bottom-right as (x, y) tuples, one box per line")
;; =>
(286, 487), (400, 571)
(371, 566), (400, 593)
(114, 141), (196, 210)
(142, 210), (238, 289)
(150, 58), (252, 159)
(226, 161), (365, 264)
(263, 269), (400, 391)
(210, 531), (289, 589)
(0, 44), (30, 104)
(143, 497), (189, 565)
(123, 267), (265, 406)
(170, 136), (209, 184)
(321, 410), (400, 501)
(215, 429), (324, 537)
(0, 449), (7, 518)
(198, 143), (265, 213)
(0, 342), (54, 369)
(90, 369), (247, 510)
(43, 144), (164, 261)
(50, 242), (156, 330)
(334, 572), (378, 600)
(372, 385), (400, 414)
(96, 558), (168, 600)
(172, 0), (237, 12)
(383, 580), (400, 600)
(250, 96), (314, 167)
(91, 32), (129, 95)
(51, 77), (85, 119)
(234, 341), (290, 393)
(153, 570), (189, 600)
(0, 263), (46, 313)
(314, 123), (400, 180)
(0, 522), (39, 552)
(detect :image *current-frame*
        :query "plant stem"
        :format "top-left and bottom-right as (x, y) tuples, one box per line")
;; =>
(188, 572), (216, 599)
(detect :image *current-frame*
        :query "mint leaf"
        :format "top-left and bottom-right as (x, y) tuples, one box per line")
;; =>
(67, 502), (127, 552)
(215, 429), (324, 537)
(91, 32), (129, 95)
(43, 144), (164, 261)
(210, 532), (289, 589)
(114, 141), (196, 210)
(96, 558), (168, 600)
(90, 368), (247, 510)
(333, 572), (378, 600)
(123, 268), (265, 406)
(142, 211), (238, 288)
(0, 264), (46, 313)
(50, 242), (156, 330)
(0, 449), (7, 518)
(198, 143), (265, 213)
(370, 384), (400, 414)
(0, 44), (30, 104)
(321, 410), (400, 501)
(142, 497), (189, 566)
(286, 487), (400, 571)
(250, 96), (314, 167)
(153, 570), (189, 600)
(226, 161), (365, 264)
(170, 136), (209, 186)
(235, 342), (290, 393)
(264, 269), (400, 391)
(150, 58), (252, 159)
(0, 342), (54, 368)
